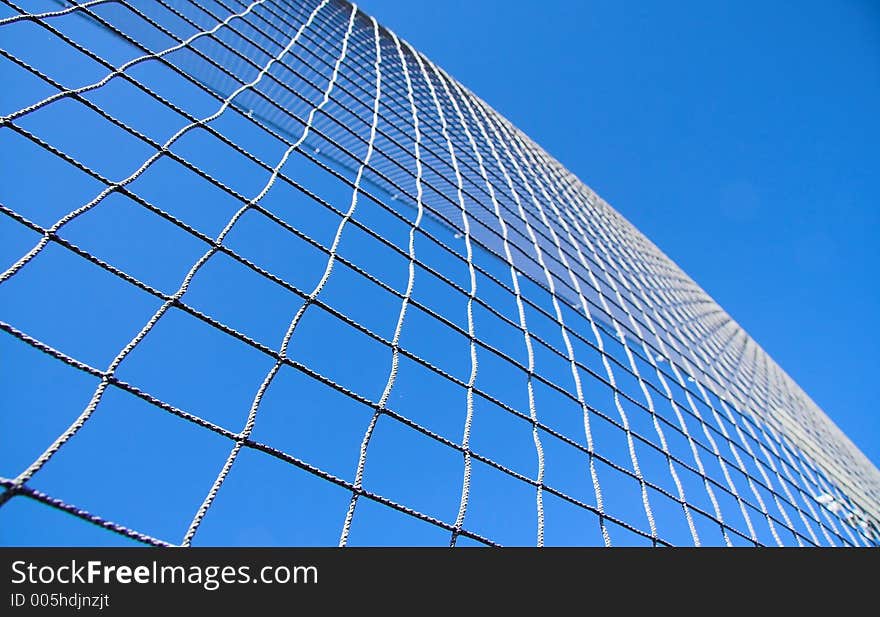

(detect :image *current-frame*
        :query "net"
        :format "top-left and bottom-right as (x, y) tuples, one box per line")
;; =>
(1, 0), (878, 547)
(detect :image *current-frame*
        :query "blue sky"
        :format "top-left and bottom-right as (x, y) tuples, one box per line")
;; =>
(0, 0), (877, 547)
(358, 0), (880, 467)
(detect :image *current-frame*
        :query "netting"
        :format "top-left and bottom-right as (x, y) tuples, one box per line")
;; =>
(1, 0), (878, 547)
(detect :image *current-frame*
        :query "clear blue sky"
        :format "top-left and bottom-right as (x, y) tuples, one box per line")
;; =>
(358, 0), (880, 467)
(0, 0), (877, 547)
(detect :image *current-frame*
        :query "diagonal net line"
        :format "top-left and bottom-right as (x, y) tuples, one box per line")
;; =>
(0, 476), (172, 546)
(0, 0), (332, 502)
(0, 0), (877, 546)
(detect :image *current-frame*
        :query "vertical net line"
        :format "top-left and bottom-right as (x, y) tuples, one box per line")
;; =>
(423, 57), (562, 547)
(522, 146), (729, 541)
(227, 3), (378, 544)
(373, 25), (429, 543)
(738, 338), (816, 545)
(455, 78), (635, 547)
(403, 37), (494, 544)
(500, 105), (710, 546)
(181, 0), (357, 547)
(336, 15), (408, 546)
(0, 0), (331, 501)
(451, 78), (611, 545)
(427, 57), (551, 547)
(733, 336), (806, 545)
(588, 215), (737, 546)
(744, 352), (820, 541)
(752, 350), (823, 545)
(453, 84), (631, 545)
(502, 118), (696, 542)
(484, 103), (699, 545)
(414, 59), (513, 548)
(514, 144), (739, 543)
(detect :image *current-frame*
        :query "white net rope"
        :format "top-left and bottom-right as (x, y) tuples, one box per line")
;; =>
(0, 0), (877, 546)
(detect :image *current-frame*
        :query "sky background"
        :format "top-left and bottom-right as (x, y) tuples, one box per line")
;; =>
(358, 0), (880, 467)
(0, 0), (876, 547)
